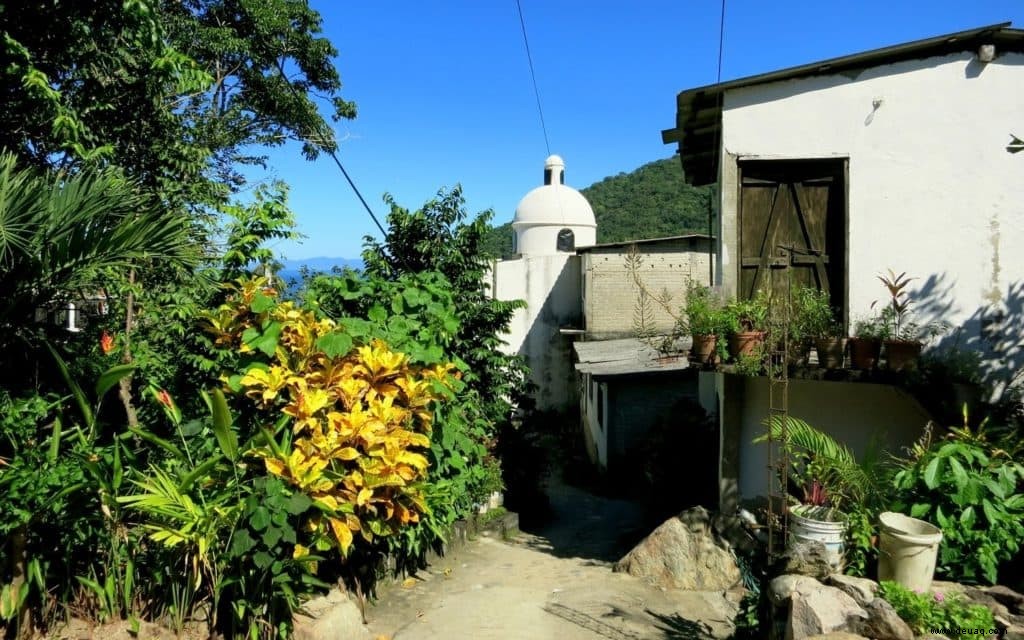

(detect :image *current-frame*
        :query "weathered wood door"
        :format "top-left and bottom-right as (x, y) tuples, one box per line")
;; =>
(738, 159), (847, 323)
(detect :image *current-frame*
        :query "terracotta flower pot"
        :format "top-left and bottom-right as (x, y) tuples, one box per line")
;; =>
(815, 337), (848, 369)
(849, 337), (882, 370)
(728, 331), (766, 359)
(884, 340), (922, 372)
(690, 333), (718, 367)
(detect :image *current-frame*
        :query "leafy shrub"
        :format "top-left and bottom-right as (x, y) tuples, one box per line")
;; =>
(891, 416), (1024, 584)
(877, 580), (994, 634)
(208, 278), (455, 555)
(791, 287), (841, 340)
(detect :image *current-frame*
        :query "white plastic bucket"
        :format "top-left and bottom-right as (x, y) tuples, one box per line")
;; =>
(877, 512), (943, 592)
(789, 506), (846, 570)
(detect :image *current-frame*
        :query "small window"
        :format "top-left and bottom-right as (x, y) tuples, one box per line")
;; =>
(556, 228), (575, 252)
(511, 232), (517, 255)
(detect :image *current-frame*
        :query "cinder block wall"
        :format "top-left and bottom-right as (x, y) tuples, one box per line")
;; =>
(582, 239), (713, 340)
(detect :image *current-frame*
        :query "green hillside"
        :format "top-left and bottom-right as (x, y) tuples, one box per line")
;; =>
(480, 157), (712, 257)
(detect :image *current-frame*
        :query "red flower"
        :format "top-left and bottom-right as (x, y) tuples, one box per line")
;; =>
(157, 389), (174, 408)
(100, 330), (115, 355)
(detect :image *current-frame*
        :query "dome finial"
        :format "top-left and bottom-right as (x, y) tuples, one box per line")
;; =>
(544, 154), (565, 185)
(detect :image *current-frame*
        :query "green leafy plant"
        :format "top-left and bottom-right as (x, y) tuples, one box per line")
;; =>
(890, 411), (1024, 584)
(681, 283), (727, 337)
(725, 292), (769, 334)
(853, 314), (891, 340)
(757, 416), (890, 514)
(877, 580), (994, 634)
(791, 287), (841, 340)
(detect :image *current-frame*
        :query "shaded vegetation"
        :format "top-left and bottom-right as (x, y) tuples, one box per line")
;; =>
(480, 157), (713, 257)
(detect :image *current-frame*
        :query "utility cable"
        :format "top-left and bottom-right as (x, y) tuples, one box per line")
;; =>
(273, 60), (389, 241)
(708, 0), (727, 285)
(515, 0), (551, 157)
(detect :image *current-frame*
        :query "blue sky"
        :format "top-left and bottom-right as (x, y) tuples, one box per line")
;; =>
(256, 1), (1024, 260)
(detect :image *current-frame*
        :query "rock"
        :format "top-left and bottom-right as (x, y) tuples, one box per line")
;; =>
(988, 585), (1024, 615)
(293, 588), (369, 640)
(769, 574), (823, 606)
(614, 506), (742, 591)
(773, 540), (833, 580)
(995, 613), (1024, 640)
(964, 586), (1011, 618)
(805, 634), (870, 640)
(786, 587), (867, 640)
(827, 575), (877, 608)
(711, 511), (760, 555)
(849, 599), (914, 640)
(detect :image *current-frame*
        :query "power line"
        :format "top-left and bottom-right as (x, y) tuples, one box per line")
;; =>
(708, 0), (727, 286)
(515, 0), (551, 156)
(716, 0), (727, 84)
(272, 60), (390, 243)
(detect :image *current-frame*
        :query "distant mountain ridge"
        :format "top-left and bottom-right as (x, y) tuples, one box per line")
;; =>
(480, 157), (713, 257)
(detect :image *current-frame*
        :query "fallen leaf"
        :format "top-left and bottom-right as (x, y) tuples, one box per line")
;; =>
(401, 577), (417, 588)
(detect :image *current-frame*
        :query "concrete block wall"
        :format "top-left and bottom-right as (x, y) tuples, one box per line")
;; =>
(582, 242), (712, 340)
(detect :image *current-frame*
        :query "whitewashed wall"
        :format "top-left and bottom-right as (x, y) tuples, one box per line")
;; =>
(719, 52), (1024, 370)
(491, 254), (582, 413)
(731, 378), (930, 503)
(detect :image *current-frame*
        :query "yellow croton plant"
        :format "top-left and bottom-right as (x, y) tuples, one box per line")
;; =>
(206, 278), (456, 557)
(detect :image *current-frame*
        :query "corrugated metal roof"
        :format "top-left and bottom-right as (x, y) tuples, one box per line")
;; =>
(576, 233), (714, 252)
(663, 23), (1024, 185)
(574, 337), (692, 376)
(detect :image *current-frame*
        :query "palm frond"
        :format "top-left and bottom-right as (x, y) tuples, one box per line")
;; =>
(0, 151), (198, 329)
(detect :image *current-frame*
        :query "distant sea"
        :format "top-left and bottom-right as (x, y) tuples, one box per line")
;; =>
(275, 257), (362, 293)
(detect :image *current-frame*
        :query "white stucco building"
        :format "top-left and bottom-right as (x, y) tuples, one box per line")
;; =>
(662, 23), (1024, 509)
(491, 155), (596, 413)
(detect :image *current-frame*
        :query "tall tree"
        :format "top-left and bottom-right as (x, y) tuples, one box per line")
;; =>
(362, 187), (529, 434)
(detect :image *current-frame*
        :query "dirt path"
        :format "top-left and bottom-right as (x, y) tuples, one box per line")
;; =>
(363, 478), (742, 640)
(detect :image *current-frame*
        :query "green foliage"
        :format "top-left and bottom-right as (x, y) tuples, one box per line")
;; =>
(890, 415), (1024, 584)
(877, 581), (994, 634)
(762, 416), (892, 511)
(725, 293), (769, 333)
(853, 314), (892, 340)
(842, 503), (875, 578)
(481, 158), (713, 256)
(220, 183), (300, 282)
(681, 283), (728, 337)
(0, 153), (195, 351)
(791, 287), (841, 340)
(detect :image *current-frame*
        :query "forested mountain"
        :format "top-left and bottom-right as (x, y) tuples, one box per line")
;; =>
(481, 157), (713, 257)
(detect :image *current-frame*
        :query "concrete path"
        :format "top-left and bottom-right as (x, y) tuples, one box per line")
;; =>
(363, 479), (742, 640)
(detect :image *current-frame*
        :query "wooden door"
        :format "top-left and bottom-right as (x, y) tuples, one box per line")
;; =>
(738, 159), (847, 323)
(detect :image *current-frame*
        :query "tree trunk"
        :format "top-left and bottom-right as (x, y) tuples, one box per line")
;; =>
(6, 525), (31, 640)
(118, 268), (139, 428)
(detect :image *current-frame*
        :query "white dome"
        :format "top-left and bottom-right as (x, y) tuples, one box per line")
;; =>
(513, 155), (596, 228)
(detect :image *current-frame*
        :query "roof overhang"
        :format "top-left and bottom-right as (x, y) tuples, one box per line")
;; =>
(662, 23), (1024, 186)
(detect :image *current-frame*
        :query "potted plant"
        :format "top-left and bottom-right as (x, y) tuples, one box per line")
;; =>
(849, 314), (889, 370)
(876, 270), (944, 372)
(792, 287), (846, 369)
(681, 283), (726, 367)
(755, 416), (892, 571)
(725, 292), (768, 360)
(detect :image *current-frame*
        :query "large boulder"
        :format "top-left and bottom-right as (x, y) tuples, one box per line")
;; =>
(293, 588), (369, 640)
(786, 587), (867, 640)
(772, 541), (833, 580)
(769, 575), (823, 606)
(987, 585), (1024, 615)
(848, 599), (914, 640)
(827, 574), (877, 608)
(614, 506), (742, 591)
